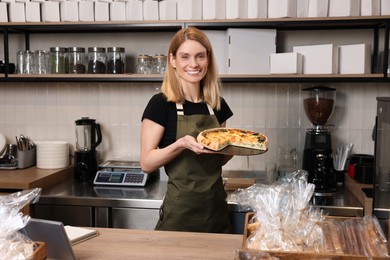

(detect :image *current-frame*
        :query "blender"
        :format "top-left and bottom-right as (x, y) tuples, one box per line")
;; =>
(74, 117), (102, 181)
(302, 86), (338, 194)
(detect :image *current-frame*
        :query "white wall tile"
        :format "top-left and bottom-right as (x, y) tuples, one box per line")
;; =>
(0, 81), (384, 171)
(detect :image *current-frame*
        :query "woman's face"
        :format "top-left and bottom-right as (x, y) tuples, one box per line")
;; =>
(170, 39), (209, 85)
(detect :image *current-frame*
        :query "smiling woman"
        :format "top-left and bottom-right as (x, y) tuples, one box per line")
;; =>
(140, 27), (234, 233)
(170, 39), (208, 89)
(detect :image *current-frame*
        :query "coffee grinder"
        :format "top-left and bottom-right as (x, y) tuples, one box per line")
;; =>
(74, 117), (102, 181)
(302, 86), (338, 194)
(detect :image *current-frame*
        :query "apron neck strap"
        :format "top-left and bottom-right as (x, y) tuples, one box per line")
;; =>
(176, 103), (214, 116)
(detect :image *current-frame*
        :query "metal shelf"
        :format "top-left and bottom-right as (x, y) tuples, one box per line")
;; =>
(0, 73), (387, 83)
(1, 17), (390, 82)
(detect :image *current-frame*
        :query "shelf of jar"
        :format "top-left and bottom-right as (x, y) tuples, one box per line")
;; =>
(0, 73), (386, 83)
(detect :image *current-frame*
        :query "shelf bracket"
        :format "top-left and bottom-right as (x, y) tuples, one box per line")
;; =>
(384, 22), (390, 78)
(3, 29), (9, 77)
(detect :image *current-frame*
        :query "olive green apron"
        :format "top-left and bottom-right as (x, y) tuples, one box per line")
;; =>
(155, 103), (231, 233)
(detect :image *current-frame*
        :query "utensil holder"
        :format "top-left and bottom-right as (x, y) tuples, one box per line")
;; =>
(18, 148), (36, 169)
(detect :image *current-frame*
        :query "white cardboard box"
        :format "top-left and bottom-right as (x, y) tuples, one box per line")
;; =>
(60, 1), (79, 22)
(126, 0), (143, 20)
(204, 30), (229, 74)
(95, 2), (109, 21)
(25, 1), (41, 22)
(269, 52), (303, 74)
(0, 2), (8, 22)
(110, 2), (126, 21)
(381, 0), (390, 15)
(159, 0), (177, 20)
(42, 1), (60, 22)
(297, 0), (309, 17)
(177, 0), (202, 20)
(226, 0), (248, 19)
(9, 2), (26, 22)
(228, 28), (276, 74)
(308, 0), (329, 17)
(268, 0), (297, 18)
(143, 0), (159, 20)
(203, 0), (226, 19)
(329, 0), (360, 17)
(293, 44), (338, 74)
(248, 0), (267, 18)
(338, 44), (371, 74)
(361, 0), (380, 15)
(79, 1), (94, 22)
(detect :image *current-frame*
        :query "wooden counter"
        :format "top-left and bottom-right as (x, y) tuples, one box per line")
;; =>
(0, 166), (73, 191)
(0, 166), (73, 215)
(73, 228), (243, 260)
(345, 173), (373, 216)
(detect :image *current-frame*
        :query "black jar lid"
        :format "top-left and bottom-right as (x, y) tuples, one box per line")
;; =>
(88, 47), (106, 53)
(107, 47), (125, 52)
(67, 47), (85, 53)
(50, 47), (67, 52)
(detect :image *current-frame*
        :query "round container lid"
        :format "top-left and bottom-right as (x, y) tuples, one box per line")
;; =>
(302, 86), (336, 92)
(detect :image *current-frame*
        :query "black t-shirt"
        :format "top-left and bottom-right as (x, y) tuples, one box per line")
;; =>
(141, 92), (233, 148)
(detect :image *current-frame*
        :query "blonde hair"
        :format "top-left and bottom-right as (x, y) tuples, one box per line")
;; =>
(161, 27), (222, 110)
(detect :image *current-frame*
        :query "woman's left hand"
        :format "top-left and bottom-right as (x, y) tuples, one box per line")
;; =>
(180, 135), (217, 155)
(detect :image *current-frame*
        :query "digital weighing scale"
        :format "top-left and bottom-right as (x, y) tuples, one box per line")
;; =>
(93, 160), (153, 187)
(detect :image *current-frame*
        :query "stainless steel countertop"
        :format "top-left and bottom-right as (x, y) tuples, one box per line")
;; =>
(37, 175), (167, 209)
(374, 188), (390, 218)
(37, 171), (363, 217)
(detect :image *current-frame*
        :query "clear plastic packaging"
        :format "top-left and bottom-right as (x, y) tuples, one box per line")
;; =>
(0, 188), (42, 259)
(229, 170), (324, 252)
(228, 170), (389, 257)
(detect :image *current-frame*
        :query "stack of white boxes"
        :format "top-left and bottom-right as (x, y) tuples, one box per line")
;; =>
(270, 42), (371, 75)
(159, 0), (176, 20)
(1, 0), (390, 23)
(0, 2), (7, 22)
(205, 29), (277, 75)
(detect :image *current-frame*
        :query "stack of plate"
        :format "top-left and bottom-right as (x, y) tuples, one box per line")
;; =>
(35, 141), (69, 169)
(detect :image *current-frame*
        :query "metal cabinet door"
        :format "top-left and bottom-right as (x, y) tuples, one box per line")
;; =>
(33, 204), (93, 227)
(111, 208), (159, 230)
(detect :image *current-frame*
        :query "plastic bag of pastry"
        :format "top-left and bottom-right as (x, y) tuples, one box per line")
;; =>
(235, 249), (275, 260)
(361, 215), (389, 257)
(0, 188), (42, 259)
(244, 171), (325, 252)
(319, 219), (347, 254)
(342, 218), (369, 256)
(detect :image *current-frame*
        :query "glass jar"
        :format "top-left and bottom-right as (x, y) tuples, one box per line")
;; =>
(50, 47), (67, 74)
(32, 50), (50, 74)
(107, 47), (125, 74)
(152, 54), (167, 74)
(16, 50), (33, 74)
(88, 47), (106, 74)
(67, 47), (86, 74)
(135, 54), (151, 74)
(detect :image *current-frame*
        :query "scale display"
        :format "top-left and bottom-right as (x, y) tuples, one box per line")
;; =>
(93, 169), (149, 187)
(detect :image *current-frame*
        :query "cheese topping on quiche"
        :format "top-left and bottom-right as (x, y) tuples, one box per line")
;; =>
(197, 128), (268, 152)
